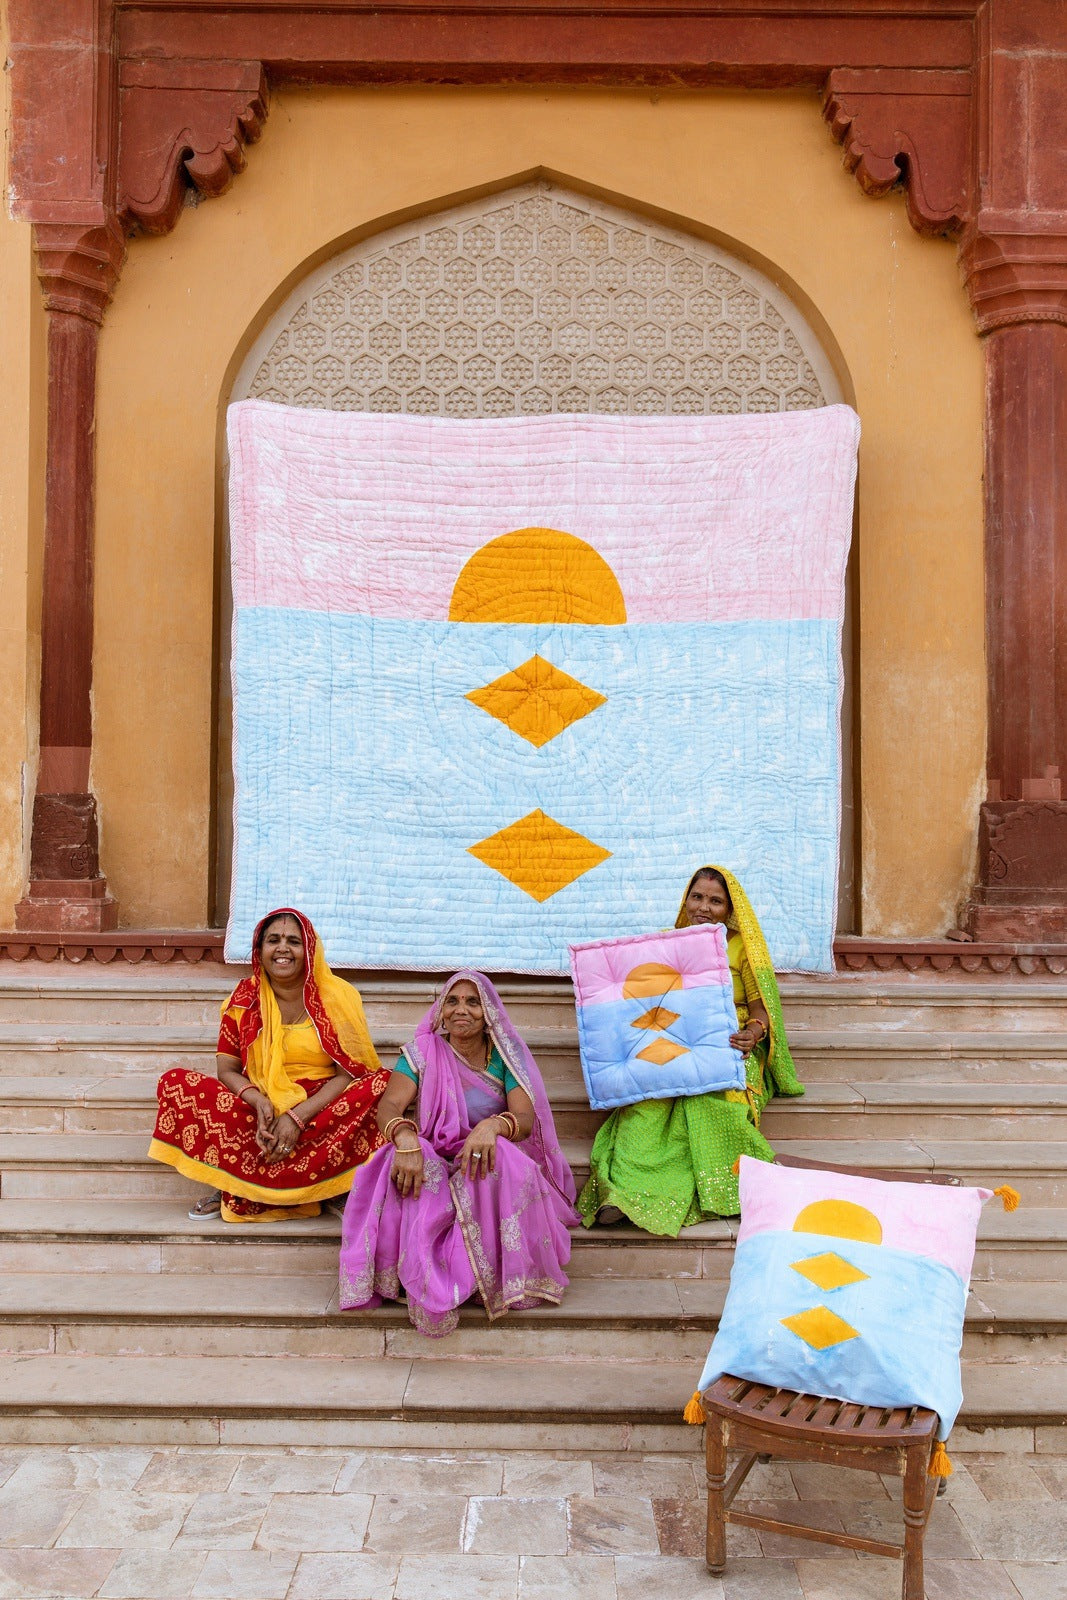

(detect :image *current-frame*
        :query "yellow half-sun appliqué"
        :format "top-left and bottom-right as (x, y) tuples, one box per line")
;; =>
(448, 528), (627, 624)
(794, 1199), (884, 1245)
(622, 963), (684, 1000)
(466, 654), (606, 747)
(467, 809), (611, 902)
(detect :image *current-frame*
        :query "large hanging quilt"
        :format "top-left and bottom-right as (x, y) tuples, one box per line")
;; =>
(225, 402), (859, 972)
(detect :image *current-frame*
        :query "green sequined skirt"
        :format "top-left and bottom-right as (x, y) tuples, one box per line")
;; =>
(576, 1047), (776, 1233)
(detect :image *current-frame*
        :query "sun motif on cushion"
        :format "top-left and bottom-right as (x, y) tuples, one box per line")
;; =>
(784, 1198), (882, 1350)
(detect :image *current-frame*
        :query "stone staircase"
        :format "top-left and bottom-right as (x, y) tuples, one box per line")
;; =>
(0, 963), (1064, 1451)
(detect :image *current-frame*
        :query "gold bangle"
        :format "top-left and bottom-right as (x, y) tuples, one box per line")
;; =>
(384, 1116), (418, 1145)
(497, 1112), (519, 1141)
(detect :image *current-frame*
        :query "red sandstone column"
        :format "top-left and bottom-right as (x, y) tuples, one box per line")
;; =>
(962, 307), (1067, 939)
(15, 223), (125, 933)
(959, 2), (1067, 940)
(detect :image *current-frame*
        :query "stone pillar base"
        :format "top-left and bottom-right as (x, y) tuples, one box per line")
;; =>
(15, 881), (118, 933)
(18, 789), (119, 931)
(962, 800), (1067, 941)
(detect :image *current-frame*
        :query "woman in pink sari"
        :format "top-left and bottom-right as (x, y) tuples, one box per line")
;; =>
(339, 970), (577, 1337)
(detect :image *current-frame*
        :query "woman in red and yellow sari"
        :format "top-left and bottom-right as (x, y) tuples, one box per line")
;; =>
(149, 909), (389, 1222)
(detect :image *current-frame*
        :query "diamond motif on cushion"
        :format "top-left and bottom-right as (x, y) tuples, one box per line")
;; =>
(635, 1036), (690, 1066)
(467, 809), (611, 901)
(466, 654), (606, 747)
(780, 1306), (860, 1351)
(790, 1252), (870, 1292)
(630, 1005), (682, 1032)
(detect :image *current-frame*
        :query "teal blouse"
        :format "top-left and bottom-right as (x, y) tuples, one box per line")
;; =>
(391, 1042), (521, 1095)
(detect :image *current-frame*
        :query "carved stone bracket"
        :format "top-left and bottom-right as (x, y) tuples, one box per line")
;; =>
(960, 218), (1067, 332)
(823, 68), (971, 238)
(34, 219), (126, 325)
(118, 59), (269, 235)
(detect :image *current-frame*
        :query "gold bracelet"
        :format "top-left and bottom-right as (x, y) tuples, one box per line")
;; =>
(384, 1116), (418, 1145)
(497, 1111), (519, 1140)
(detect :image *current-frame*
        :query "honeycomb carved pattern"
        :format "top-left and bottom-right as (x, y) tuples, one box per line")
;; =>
(245, 187), (829, 416)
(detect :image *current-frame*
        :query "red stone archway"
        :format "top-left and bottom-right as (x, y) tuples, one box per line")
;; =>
(7, 0), (1067, 944)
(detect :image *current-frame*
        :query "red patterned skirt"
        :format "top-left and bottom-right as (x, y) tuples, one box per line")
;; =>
(149, 1066), (389, 1220)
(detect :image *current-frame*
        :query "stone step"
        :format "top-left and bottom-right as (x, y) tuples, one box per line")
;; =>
(2, 1073), (1062, 1142)
(1, 1131), (1062, 1201)
(4, 964), (1067, 1032)
(0, 1199), (738, 1280)
(0, 1351), (1061, 1452)
(1, 1270), (1062, 1365)
(1, 1025), (1065, 1090)
(3, 1198), (1058, 1282)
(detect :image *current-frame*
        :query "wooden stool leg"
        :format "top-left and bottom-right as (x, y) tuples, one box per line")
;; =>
(705, 1412), (728, 1575)
(901, 1444), (928, 1600)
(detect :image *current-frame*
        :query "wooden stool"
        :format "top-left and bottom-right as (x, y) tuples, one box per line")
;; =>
(701, 1158), (962, 1599)
(702, 1377), (942, 1599)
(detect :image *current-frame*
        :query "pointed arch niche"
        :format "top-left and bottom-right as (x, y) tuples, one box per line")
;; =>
(217, 180), (854, 926)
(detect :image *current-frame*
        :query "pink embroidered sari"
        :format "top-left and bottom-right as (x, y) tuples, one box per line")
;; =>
(338, 970), (577, 1337)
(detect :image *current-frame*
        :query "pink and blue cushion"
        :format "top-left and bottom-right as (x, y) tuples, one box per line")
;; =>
(569, 924), (743, 1111)
(697, 1156), (1017, 1442)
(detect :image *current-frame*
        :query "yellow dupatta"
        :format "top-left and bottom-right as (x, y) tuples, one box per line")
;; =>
(235, 908), (381, 1116)
(675, 866), (803, 1098)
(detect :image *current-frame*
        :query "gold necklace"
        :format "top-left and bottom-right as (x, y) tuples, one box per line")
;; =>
(449, 1033), (491, 1072)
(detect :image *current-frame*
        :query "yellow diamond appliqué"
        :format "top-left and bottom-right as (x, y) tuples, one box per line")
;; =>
(780, 1306), (860, 1351)
(635, 1036), (690, 1067)
(630, 1006), (681, 1032)
(466, 654), (606, 748)
(467, 810), (612, 902)
(790, 1253), (870, 1293)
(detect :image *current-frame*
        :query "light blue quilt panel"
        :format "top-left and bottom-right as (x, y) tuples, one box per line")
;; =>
(228, 611), (842, 972)
(575, 985), (743, 1109)
(698, 1230), (968, 1439)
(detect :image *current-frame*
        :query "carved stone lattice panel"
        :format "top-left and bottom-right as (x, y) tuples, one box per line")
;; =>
(236, 184), (838, 415)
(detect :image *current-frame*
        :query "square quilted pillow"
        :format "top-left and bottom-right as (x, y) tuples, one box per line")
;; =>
(696, 1156), (1003, 1440)
(569, 924), (744, 1111)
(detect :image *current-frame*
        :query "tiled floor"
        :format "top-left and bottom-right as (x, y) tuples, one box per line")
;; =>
(0, 1444), (1062, 1598)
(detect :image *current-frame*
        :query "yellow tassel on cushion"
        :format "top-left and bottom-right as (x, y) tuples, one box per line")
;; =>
(684, 1391), (706, 1425)
(994, 1185), (1020, 1212)
(928, 1441), (953, 1479)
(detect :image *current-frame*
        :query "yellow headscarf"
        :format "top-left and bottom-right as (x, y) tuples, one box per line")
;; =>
(675, 866), (802, 1097)
(227, 908), (381, 1115)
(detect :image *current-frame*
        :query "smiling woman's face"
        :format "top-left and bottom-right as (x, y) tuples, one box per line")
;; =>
(684, 874), (731, 926)
(258, 915), (307, 985)
(439, 978), (486, 1040)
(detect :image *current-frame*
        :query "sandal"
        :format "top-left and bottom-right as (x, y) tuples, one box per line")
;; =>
(188, 1190), (223, 1220)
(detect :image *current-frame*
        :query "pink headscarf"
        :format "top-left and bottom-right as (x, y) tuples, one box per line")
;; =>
(404, 969), (577, 1212)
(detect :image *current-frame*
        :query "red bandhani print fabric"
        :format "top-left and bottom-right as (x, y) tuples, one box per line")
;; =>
(151, 1066), (389, 1207)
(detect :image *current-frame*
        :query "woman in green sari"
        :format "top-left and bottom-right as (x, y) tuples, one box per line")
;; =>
(576, 865), (803, 1233)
